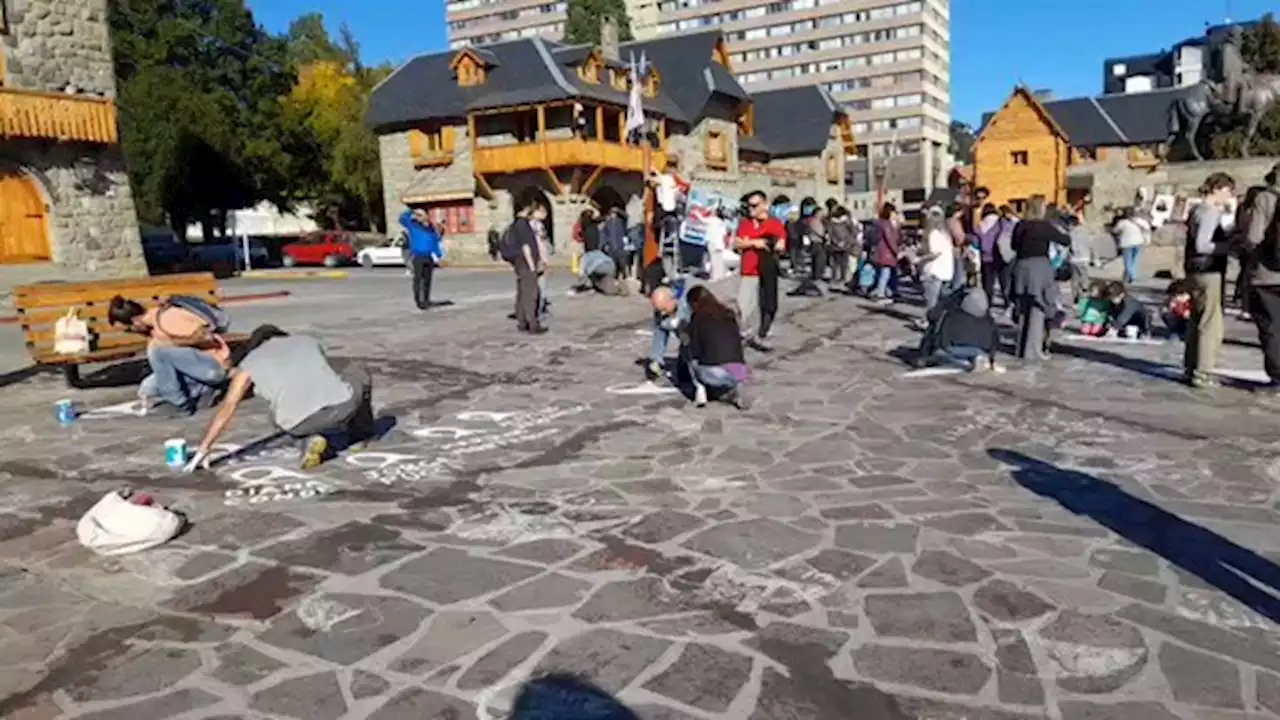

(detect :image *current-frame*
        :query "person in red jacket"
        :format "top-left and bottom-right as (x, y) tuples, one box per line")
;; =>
(734, 190), (786, 351)
(871, 202), (903, 304)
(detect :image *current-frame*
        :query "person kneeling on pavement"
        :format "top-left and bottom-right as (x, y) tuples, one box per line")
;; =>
(916, 286), (1002, 372)
(182, 325), (375, 472)
(108, 294), (231, 416)
(576, 250), (628, 296)
(676, 286), (751, 409)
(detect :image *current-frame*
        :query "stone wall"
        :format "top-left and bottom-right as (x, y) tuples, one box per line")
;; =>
(1072, 155), (1280, 232)
(2, 0), (116, 96)
(1, 140), (146, 278)
(0, 0), (145, 283)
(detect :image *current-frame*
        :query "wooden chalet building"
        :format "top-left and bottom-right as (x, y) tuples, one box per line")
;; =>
(974, 86), (1190, 217)
(368, 29), (854, 261)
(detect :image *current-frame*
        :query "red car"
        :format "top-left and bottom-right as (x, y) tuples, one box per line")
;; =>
(281, 232), (356, 268)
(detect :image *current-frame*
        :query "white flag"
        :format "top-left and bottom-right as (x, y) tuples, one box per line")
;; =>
(624, 52), (647, 144)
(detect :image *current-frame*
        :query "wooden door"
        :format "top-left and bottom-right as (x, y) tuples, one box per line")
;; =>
(0, 172), (51, 263)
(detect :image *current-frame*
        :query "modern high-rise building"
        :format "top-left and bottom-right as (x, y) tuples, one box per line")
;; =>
(445, 0), (951, 211)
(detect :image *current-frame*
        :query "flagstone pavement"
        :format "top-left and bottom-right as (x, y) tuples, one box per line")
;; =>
(2, 279), (1280, 719)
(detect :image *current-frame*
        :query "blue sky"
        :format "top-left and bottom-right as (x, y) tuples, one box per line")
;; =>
(248, 0), (1274, 127)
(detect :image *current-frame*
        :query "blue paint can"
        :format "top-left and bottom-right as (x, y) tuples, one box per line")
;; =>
(55, 399), (76, 426)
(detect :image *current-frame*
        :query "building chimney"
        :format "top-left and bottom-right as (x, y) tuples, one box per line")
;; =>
(600, 18), (620, 62)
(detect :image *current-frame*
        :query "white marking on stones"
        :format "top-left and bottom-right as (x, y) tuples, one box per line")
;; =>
(1041, 641), (1146, 680)
(1060, 334), (1167, 346)
(343, 452), (421, 470)
(901, 366), (967, 379)
(77, 400), (147, 419)
(296, 595), (365, 631)
(410, 426), (487, 440)
(1177, 588), (1274, 631)
(606, 381), (679, 395)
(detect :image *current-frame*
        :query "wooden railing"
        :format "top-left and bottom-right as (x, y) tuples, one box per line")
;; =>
(0, 88), (119, 144)
(473, 138), (667, 175)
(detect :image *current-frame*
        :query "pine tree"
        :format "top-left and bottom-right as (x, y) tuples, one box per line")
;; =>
(563, 0), (633, 45)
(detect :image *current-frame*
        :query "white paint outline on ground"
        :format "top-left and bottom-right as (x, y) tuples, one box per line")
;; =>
(901, 365), (968, 379)
(606, 381), (679, 395)
(77, 400), (147, 419)
(1059, 333), (1167, 346)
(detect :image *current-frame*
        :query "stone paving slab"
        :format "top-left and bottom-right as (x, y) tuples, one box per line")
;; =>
(0, 280), (1279, 718)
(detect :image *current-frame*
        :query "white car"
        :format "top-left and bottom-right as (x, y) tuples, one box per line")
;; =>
(357, 237), (407, 268)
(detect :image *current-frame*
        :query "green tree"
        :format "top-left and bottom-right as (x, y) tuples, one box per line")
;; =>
(1209, 13), (1280, 158)
(564, 0), (633, 45)
(109, 0), (299, 237)
(948, 120), (976, 164)
(282, 17), (389, 231)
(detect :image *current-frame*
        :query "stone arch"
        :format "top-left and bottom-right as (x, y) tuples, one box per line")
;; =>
(590, 186), (626, 214)
(0, 167), (53, 263)
(512, 186), (554, 244)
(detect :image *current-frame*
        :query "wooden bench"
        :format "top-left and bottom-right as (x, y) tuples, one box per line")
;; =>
(14, 272), (245, 388)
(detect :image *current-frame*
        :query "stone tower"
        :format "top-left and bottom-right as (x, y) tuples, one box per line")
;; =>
(0, 0), (146, 282)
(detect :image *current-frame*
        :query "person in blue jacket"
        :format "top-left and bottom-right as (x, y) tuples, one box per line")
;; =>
(401, 208), (444, 310)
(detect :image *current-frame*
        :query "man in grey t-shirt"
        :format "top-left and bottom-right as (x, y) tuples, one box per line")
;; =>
(185, 325), (374, 471)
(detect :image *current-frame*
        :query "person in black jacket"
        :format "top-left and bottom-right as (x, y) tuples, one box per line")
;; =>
(1010, 198), (1070, 362)
(678, 285), (751, 409)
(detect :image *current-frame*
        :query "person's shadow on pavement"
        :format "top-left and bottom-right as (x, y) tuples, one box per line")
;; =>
(990, 448), (1280, 623)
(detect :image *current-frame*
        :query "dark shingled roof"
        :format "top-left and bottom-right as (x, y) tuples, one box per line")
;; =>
(368, 36), (684, 131)
(620, 30), (750, 123)
(753, 85), (843, 158)
(1041, 86), (1189, 147)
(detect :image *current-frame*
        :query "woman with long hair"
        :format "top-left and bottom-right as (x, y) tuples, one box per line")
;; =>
(682, 285), (750, 409)
(871, 202), (902, 303)
(1010, 196), (1069, 363)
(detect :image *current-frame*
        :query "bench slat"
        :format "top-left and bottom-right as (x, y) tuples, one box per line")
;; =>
(14, 274), (219, 310)
(16, 274), (235, 374)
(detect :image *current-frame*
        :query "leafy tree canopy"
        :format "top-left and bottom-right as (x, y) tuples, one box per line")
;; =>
(949, 120), (976, 164)
(564, 0), (633, 45)
(1209, 13), (1280, 159)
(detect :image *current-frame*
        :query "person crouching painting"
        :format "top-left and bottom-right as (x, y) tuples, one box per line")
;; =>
(676, 286), (752, 409)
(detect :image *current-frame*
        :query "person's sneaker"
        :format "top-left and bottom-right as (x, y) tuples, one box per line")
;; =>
(875, 298), (893, 306)
(694, 384), (708, 407)
(299, 435), (328, 471)
(645, 360), (664, 381)
(746, 338), (774, 353)
(1184, 373), (1220, 389)
(729, 386), (752, 410)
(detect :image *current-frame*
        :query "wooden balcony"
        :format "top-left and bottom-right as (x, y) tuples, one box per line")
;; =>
(472, 138), (667, 176)
(0, 88), (119, 144)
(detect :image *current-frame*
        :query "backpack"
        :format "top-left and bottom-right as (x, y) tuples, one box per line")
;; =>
(498, 222), (524, 263)
(996, 218), (1017, 263)
(1240, 187), (1280, 270)
(166, 295), (230, 334)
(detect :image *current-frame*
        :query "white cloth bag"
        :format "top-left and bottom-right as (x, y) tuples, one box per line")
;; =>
(76, 491), (182, 556)
(53, 307), (90, 355)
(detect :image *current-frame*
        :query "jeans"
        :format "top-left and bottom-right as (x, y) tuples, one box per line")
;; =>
(513, 260), (540, 331)
(737, 276), (761, 340)
(288, 362), (375, 443)
(922, 275), (945, 316)
(1185, 271), (1224, 378)
(873, 265), (897, 299)
(687, 360), (739, 397)
(1249, 284), (1280, 382)
(411, 255), (436, 309)
(141, 344), (227, 413)
(650, 291), (691, 363)
(1121, 246), (1142, 284)
(579, 250), (616, 286)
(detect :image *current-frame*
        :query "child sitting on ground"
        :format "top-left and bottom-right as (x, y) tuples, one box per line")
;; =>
(1075, 282), (1111, 336)
(1102, 281), (1153, 339)
(1163, 279), (1192, 340)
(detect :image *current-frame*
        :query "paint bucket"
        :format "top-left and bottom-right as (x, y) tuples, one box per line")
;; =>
(164, 439), (188, 469)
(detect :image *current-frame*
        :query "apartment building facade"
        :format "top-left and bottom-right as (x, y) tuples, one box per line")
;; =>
(445, 0), (950, 212)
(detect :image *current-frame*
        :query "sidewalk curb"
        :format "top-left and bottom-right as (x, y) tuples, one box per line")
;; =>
(0, 290), (293, 326)
(241, 269), (349, 280)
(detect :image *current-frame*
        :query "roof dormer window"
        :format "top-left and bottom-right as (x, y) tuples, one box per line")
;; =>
(643, 69), (660, 98)
(450, 50), (488, 87)
(579, 55), (603, 84)
(610, 68), (628, 91)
